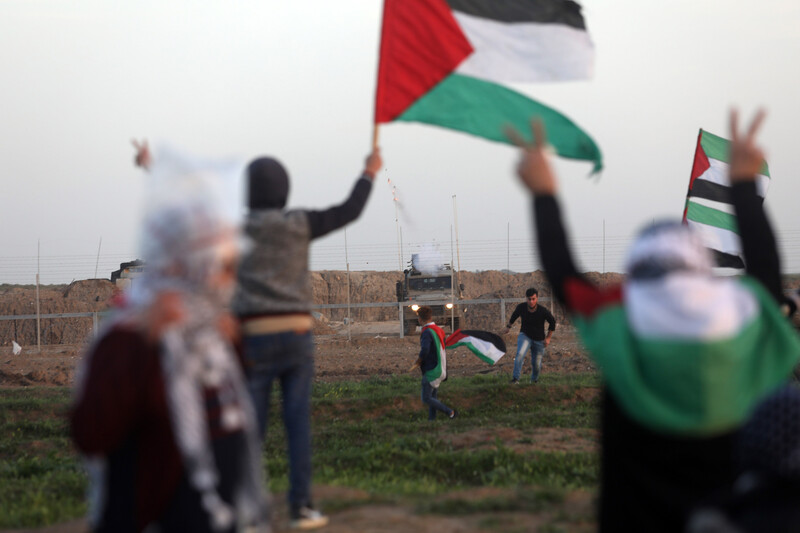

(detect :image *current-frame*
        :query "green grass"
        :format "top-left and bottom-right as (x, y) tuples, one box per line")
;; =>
(0, 388), (86, 528)
(0, 373), (601, 528)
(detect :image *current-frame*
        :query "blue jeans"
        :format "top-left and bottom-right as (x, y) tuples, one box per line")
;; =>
(244, 330), (314, 508)
(512, 333), (545, 382)
(421, 377), (452, 420)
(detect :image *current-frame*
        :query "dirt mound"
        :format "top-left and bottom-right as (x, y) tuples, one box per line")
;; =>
(0, 280), (116, 346)
(62, 279), (116, 303)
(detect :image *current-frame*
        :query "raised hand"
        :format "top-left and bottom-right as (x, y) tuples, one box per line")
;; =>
(364, 148), (383, 180)
(131, 138), (152, 170)
(505, 119), (558, 196)
(728, 109), (766, 182)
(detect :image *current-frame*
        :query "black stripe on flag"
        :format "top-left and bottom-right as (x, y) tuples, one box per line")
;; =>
(689, 180), (732, 205)
(446, 0), (587, 29)
(460, 330), (507, 353)
(689, 180), (765, 205)
(712, 249), (745, 269)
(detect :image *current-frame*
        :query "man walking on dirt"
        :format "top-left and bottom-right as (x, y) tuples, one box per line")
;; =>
(503, 288), (556, 384)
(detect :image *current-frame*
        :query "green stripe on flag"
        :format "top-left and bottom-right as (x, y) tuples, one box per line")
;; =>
(398, 73), (603, 172)
(573, 277), (800, 435)
(700, 130), (770, 176)
(686, 201), (739, 233)
(699, 130), (731, 164)
(449, 340), (497, 365)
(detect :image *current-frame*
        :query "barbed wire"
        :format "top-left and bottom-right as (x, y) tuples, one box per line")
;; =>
(2, 233), (800, 284)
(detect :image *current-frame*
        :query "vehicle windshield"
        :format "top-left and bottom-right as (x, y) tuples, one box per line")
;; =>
(408, 276), (452, 291)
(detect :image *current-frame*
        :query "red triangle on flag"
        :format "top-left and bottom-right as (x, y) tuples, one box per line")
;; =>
(683, 130), (711, 221)
(374, 0), (474, 124)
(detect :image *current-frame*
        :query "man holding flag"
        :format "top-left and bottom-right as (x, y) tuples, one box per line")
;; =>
(414, 306), (457, 421)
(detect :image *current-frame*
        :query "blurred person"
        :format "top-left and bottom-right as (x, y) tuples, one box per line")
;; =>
(411, 306), (457, 421)
(508, 110), (800, 532)
(70, 143), (269, 533)
(232, 148), (382, 529)
(687, 385), (800, 533)
(502, 287), (556, 384)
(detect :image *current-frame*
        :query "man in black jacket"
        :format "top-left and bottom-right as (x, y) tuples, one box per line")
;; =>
(503, 287), (556, 384)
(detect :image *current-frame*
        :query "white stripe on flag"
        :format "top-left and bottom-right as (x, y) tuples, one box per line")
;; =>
(464, 336), (505, 363)
(690, 197), (736, 215)
(453, 13), (594, 82)
(686, 219), (742, 257)
(696, 159), (770, 197)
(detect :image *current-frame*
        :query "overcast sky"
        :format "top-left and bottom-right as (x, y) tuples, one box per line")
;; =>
(2, 0), (799, 284)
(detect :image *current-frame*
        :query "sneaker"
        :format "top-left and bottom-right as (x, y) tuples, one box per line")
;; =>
(510, 378), (520, 385)
(290, 506), (329, 530)
(531, 378), (539, 384)
(449, 409), (458, 419)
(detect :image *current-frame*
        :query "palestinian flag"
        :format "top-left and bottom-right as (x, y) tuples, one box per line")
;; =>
(375, 0), (602, 172)
(422, 323), (448, 388)
(567, 276), (800, 435)
(446, 329), (507, 365)
(683, 129), (770, 271)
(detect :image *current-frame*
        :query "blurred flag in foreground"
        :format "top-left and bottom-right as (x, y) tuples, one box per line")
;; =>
(683, 129), (770, 272)
(374, 0), (602, 172)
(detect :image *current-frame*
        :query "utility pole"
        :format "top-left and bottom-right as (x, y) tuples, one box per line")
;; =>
(450, 226), (455, 331)
(36, 239), (41, 353)
(94, 237), (102, 279)
(345, 228), (351, 342)
(507, 221), (511, 294)
(393, 185), (402, 271)
(452, 195), (462, 273)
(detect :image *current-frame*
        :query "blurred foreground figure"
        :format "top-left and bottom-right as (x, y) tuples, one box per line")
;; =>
(509, 111), (800, 532)
(688, 385), (800, 532)
(71, 145), (269, 533)
(232, 148), (382, 530)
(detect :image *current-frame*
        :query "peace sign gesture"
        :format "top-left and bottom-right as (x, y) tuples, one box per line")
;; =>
(505, 119), (558, 196)
(729, 108), (766, 182)
(131, 138), (152, 170)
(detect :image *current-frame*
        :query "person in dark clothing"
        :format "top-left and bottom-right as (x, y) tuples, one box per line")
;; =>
(507, 110), (800, 533)
(413, 306), (457, 421)
(687, 386), (800, 533)
(232, 148), (382, 530)
(503, 287), (556, 383)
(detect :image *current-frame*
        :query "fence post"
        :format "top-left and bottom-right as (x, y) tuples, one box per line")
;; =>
(398, 302), (404, 339)
(500, 298), (506, 327)
(93, 312), (98, 337)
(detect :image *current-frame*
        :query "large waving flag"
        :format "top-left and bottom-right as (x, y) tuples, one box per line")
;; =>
(683, 129), (770, 271)
(446, 329), (507, 365)
(374, 0), (602, 172)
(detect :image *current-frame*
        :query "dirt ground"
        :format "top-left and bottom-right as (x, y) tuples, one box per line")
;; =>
(0, 323), (596, 533)
(0, 323), (593, 387)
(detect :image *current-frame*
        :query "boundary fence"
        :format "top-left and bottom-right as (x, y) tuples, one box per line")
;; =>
(0, 297), (558, 349)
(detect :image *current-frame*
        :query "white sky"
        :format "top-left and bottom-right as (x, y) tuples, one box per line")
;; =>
(1, 0), (799, 284)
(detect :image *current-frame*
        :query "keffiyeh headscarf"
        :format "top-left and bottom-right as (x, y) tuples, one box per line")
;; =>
(623, 221), (758, 341)
(77, 147), (269, 531)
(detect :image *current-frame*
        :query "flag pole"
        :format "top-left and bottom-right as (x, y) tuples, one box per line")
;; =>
(683, 129), (703, 223)
(372, 123), (380, 149)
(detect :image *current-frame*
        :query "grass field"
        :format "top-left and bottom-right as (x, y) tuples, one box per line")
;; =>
(0, 373), (602, 531)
